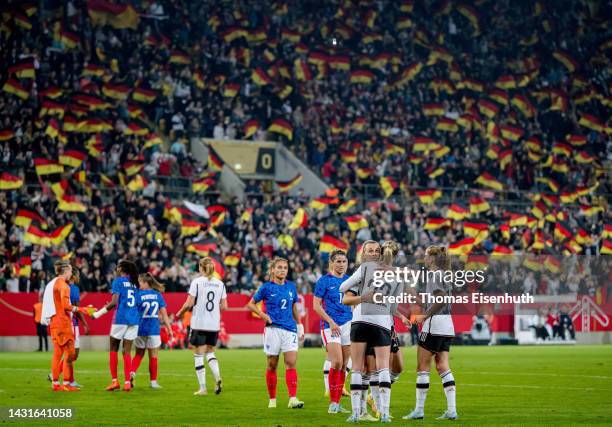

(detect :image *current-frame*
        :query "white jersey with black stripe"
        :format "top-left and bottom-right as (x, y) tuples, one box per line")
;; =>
(422, 272), (455, 336)
(188, 276), (226, 332)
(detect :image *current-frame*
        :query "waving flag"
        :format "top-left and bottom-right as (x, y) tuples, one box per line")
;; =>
(277, 174), (303, 192)
(319, 234), (348, 253)
(0, 172), (23, 190)
(289, 208), (308, 230)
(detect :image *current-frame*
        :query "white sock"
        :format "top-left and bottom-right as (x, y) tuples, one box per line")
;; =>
(360, 373), (370, 415)
(390, 371), (400, 384)
(416, 371), (430, 413)
(194, 354), (206, 389)
(350, 371), (362, 417)
(346, 357), (352, 372)
(369, 372), (380, 412)
(440, 370), (456, 413)
(379, 368), (391, 417)
(323, 359), (331, 393)
(206, 352), (221, 382)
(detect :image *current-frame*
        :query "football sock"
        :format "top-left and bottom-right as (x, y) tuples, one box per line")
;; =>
(149, 357), (158, 381)
(349, 371), (362, 417)
(285, 368), (298, 398)
(266, 369), (277, 399)
(390, 370), (400, 384)
(122, 352), (132, 382)
(323, 359), (331, 393)
(51, 348), (61, 382)
(346, 358), (352, 372)
(68, 361), (74, 383)
(328, 367), (338, 402)
(109, 351), (118, 381)
(132, 353), (144, 373)
(416, 371), (430, 412)
(360, 373), (370, 415)
(194, 354), (206, 389)
(440, 370), (456, 413)
(340, 368), (347, 391)
(369, 371), (380, 412)
(206, 352), (221, 382)
(379, 368), (391, 418)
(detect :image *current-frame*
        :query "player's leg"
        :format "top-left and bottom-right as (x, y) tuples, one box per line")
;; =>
(390, 348), (403, 384)
(374, 345), (391, 421)
(194, 343), (208, 395)
(69, 326), (80, 387)
(326, 341), (343, 412)
(122, 338), (134, 391)
(283, 350), (303, 408)
(50, 336), (63, 390)
(343, 355), (352, 396)
(266, 355), (279, 406)
(435, 351), (457, 420)
(403, 344), (434, 419)
(323, 357), (331, 396)
(366, 352), (379, 417)
(148, 346), (161, 388)
(340, 344), (351, 401)
(204, 338), (222, 394)
(61, 340), (79, 391)
(107, 329), (122, 390)
(347, 341), (366, 421)
(132, 337), (146, 377)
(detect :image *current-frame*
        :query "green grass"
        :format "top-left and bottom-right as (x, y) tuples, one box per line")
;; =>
(0, 346), (611, 426)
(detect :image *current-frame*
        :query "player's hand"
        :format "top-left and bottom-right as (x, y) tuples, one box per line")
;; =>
(414, 314), (426, 324)
(297, 324), (305, 342)
(330, 321), (341, 337)
(262, 314), (272, 325)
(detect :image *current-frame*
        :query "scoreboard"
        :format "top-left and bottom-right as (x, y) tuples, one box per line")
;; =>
(204, 139), (276, 177)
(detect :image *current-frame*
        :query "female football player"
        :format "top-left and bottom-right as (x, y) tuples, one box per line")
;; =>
(340, 241), (402, 423)
(177, 257), (227, 395)
(403, 245), (457, 421)
(131, 273), (172, 389)
(246, 257), (305, 409)
(92, 259), (140, 392)
(313, 250), (352, 414)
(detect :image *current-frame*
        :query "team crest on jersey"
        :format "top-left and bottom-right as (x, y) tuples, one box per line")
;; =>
(289, 291), (293, 298)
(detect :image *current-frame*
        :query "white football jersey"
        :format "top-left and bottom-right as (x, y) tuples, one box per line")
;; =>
(189, 275), (227, 332)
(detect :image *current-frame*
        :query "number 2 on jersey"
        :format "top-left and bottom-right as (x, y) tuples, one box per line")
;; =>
(280, 299), (287, 310)
(142, 301), (159, 318)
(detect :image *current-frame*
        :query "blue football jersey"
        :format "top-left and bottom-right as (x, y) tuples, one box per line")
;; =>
(111, 276), (140, 325)
(253, 281), (298, 332)
(138, 289), (166, 336)
(314, 274), (352, 329)
(69, 284), (80, 326)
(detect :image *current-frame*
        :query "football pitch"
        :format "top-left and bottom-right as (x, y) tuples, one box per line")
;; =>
(0, 345), (611, 426)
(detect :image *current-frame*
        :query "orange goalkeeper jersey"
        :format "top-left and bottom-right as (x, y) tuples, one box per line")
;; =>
(49, 277), (74, 332)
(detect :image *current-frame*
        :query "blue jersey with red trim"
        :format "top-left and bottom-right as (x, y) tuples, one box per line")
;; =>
(314, 274), (352, 329)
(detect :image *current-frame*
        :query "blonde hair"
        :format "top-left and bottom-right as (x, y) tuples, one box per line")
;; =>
(381, 240), (400, 266)
(54, 260), (71, 275)
(268, 257), (288, 276)
(356, 240), (380, 265)
(426, 245), (451, 270)
(139, 273), (165, 292)
(199, 257), (215, 279)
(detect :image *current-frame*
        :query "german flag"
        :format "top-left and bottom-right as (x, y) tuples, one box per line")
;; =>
(222, 26), (247, 43)
(208, 146), (224, 171)
(350, 70), (374, 84)
(464, 254), (488, 270)
(423, 103), (445, 116)
(252, 67), (272, 86)
(34, 158), (63, 175)
(554, 221), (572, 241)
(416, 189), (442, 204)
(132, 87), (157, 103)
(169, 50), (190, 64)
(0, 172), (23, 190)
(187, 239), (219, 256)
(508, 213), (527, 227)
(329, 56), (351, 71)
(39, 86), (62, 99)
(340, 150), (357, 163)
(123, 161), (144, 176)
(436, 118), (458, 133)
(310, 196), (338, 210)
(489, 89), (509, 106)
(578, 113), (603, 132)
(356, 167), (374, 179)
(413, 136), (437, 152)
(82, 63), (105, 77)
(289, 208), (308, 230)
(8, 59), (35, 79)
(208, 253), (226, 280)
(464, 222), (489, 237)
(552, 142), (572, 157)
(500, 125), (524, 142)
(575, 228), (592, 245)
(602, 240), (612, 255)
(345, 215), (368, 231)
(469, 197), (490, 214)
(223, 83), (240, 98)
(2, 79), (29, 100)
(397, 15), (412, 30)
(59, 30), (79, 49)
(394, 62), (423, 87)
(512, 94), (535, 118)
(400, 0), (414, 12)
(224, 253), (241, 267)
(433, 145), (450, 158)
(463, 78), (484, 92)
(448, 237), (476, 255)
(57, 194), (86, 212)
(193, 69), (205, 89)
(14, 256), (32, 278)
(337, 198), (357, 213)
(24, 225), (51, 247)
(127, 175), (147, 192)
(427, 166), (444, 179)
(500, 223), (510, 239)
(49, 224), (73, 245)
(268, 119), (293, 140)
(552, 50), (578, 73)
(522, 255), (542, 271)
(543, 255), (561, 273)
(294, 59), (312, 81)
(0, 129), (14, 141)
(536, 177), (559, 193)
(181, 219), (203, 237)
(446, 203), (470, 220)
(580, 205), (604, 217)
(603, 224), (612, 239)
(499, 149), (512, 170)
(59, 150), (86, 168)
(208, 205), (227, 228)
(531, 201), (547, 219)
(87, 0), (139, 30)
(495, 75), (516, 90)
(424, 217), (450, 230)
(476, 172), (503, 191)
(566, 134), (587, 147)
(192, 175), (217, 193)
(277, 174), (303, 192)
(247, 27), (266, 43)
(478, 99), (499, 119)
(380, 176), (398, 198)
(492, 245), (513, 256)
(243, 119), (259, 138)
(102, 83), (130, 100)
(319, 234), (348, 253)
(15, 209), (46, 229)
(574, 151), (594, 164)
(551, 158), (569, 174)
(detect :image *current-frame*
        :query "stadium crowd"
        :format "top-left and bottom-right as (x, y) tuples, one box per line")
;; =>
(0, 0), (610, 301)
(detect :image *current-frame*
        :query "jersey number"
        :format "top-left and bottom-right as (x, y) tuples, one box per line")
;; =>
(142, 301), (159, 318)
(126, 289), (135, 307)
(205, 291), (215, 312)
(280, 299), (287, 310)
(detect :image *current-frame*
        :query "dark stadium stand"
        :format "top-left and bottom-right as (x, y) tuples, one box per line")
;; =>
(0, 0), (609, 299)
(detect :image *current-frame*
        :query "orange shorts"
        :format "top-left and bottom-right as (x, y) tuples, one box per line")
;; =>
(51, 328), (75, 349)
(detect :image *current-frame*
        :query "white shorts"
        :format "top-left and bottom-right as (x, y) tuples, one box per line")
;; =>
(110, 324), (139, 341)
(73, 325), (80, 349)
(321, 321), (351, 346)
(263, 326), (298, 355)
(135, 335), (162, 349)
